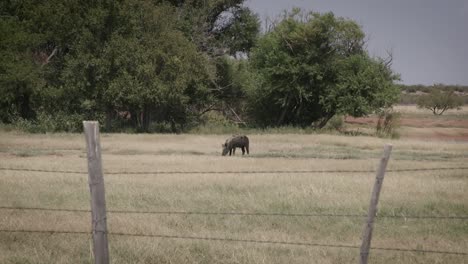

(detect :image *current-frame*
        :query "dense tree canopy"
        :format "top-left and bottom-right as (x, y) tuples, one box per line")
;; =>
(247, 10), (400, 128)
(1, 3), (406, 132)
(0, 0), (260, 132)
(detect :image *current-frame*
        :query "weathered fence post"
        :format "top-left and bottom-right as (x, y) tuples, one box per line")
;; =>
(83, 121), (110, 264)
(360, 144), (392, 264)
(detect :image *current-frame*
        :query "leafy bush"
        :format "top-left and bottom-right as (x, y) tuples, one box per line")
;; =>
(189, 111), (322, 134)
(399, 94), (420, 105)
(189, 112), (243, 134)
(13, 112), (90, 133)
(323, 115), (344, 132)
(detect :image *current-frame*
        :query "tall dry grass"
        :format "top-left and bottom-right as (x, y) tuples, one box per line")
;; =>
(0, 132), (467, 263)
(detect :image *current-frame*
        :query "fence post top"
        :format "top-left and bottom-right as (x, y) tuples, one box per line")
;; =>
(83, 121), (99, 125)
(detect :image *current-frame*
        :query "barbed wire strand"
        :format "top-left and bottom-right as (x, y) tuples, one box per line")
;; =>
(1, 167), (468, 175)
(1, 206), (467, 220)
(0, 229), (90, 235)
(1, 229), (467, 256)
(0, 168), (87, 174)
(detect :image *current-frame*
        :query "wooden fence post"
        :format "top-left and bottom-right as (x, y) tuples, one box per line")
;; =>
(83, 121), (110, 264)
(360, 144), (392, 264)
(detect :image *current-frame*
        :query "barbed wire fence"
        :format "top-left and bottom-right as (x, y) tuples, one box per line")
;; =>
(0, 122), (467, 263)
(1, 205), (467, 219)
(1, 229), (467, 257)
(2, 166), (468, 260)
(0, 167), (468, 256)
(2, 166), (468, 175)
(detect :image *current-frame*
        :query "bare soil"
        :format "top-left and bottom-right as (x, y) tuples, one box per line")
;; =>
(345, 116), (468, 141)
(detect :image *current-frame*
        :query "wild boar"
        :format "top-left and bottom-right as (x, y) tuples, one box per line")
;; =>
(222, 135), (249, 156)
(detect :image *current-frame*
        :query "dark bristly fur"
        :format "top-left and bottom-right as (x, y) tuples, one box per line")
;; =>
(222, 135), (249, 156)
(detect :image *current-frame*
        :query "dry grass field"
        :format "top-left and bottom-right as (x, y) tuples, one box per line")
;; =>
(0, 124), (467, 264)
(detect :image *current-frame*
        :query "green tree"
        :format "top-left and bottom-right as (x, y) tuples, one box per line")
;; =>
(210, 56), (259, 123)
(0, 15), (43, 122)
(1, 0), (259, 132)
(170, 0), (260, 56)
(168, 0), (260, 122)
(61, 1), (215, 132)
(0, 0), (103, 123)
(213, 7), (260, 56)
(248, 10), (400, 128)
(417, 85), (463, 115)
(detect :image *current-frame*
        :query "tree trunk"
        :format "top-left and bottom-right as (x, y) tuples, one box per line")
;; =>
(141, 104), (151, 132)
(276, 95), (291, 126)
(18, 92), (34, 119)
(104, 108), (114, 132)
(170, 118), (177, 133)
(130, 110), (139, 130)
(317, 112), (335, 129)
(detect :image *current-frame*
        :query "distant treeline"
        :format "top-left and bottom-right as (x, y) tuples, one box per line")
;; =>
(399, 84), (468, 105)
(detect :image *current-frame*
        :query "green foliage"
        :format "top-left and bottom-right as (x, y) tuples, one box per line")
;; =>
(13, 111), (88, 133)
(190, 112), (243, 134)
(214, 7), (260, 56)
(0, 0), (259, 132)
(0, 0), (107, 124)
(400, 84), (468, 94)
(0, 13), (44, 122)
(399, 93), (421, 105)
(399, 84), (468, 105)
(211, 56), (261, 123)
(323, 115), (344, 132)
(85, 1), (214, 132)
(171, 0), (260, 56)
(417, 85), (463, 115)
(248, 10), (400, 128)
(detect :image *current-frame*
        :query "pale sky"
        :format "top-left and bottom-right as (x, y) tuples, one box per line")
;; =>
(245, 0), (468, 85)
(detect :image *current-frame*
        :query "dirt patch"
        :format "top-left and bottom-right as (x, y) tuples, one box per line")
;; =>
(345, 116), (468, 141)
(414, 131), (468, 142)
(345, 116), (468, 128)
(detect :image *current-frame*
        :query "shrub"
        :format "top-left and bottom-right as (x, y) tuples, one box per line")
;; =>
(417, 87), (463, 115)
(376, 109), (401, 138)
(13, 112), (89, 133)
(190, 112), (243, 134)
(323, 115), (344, 132)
